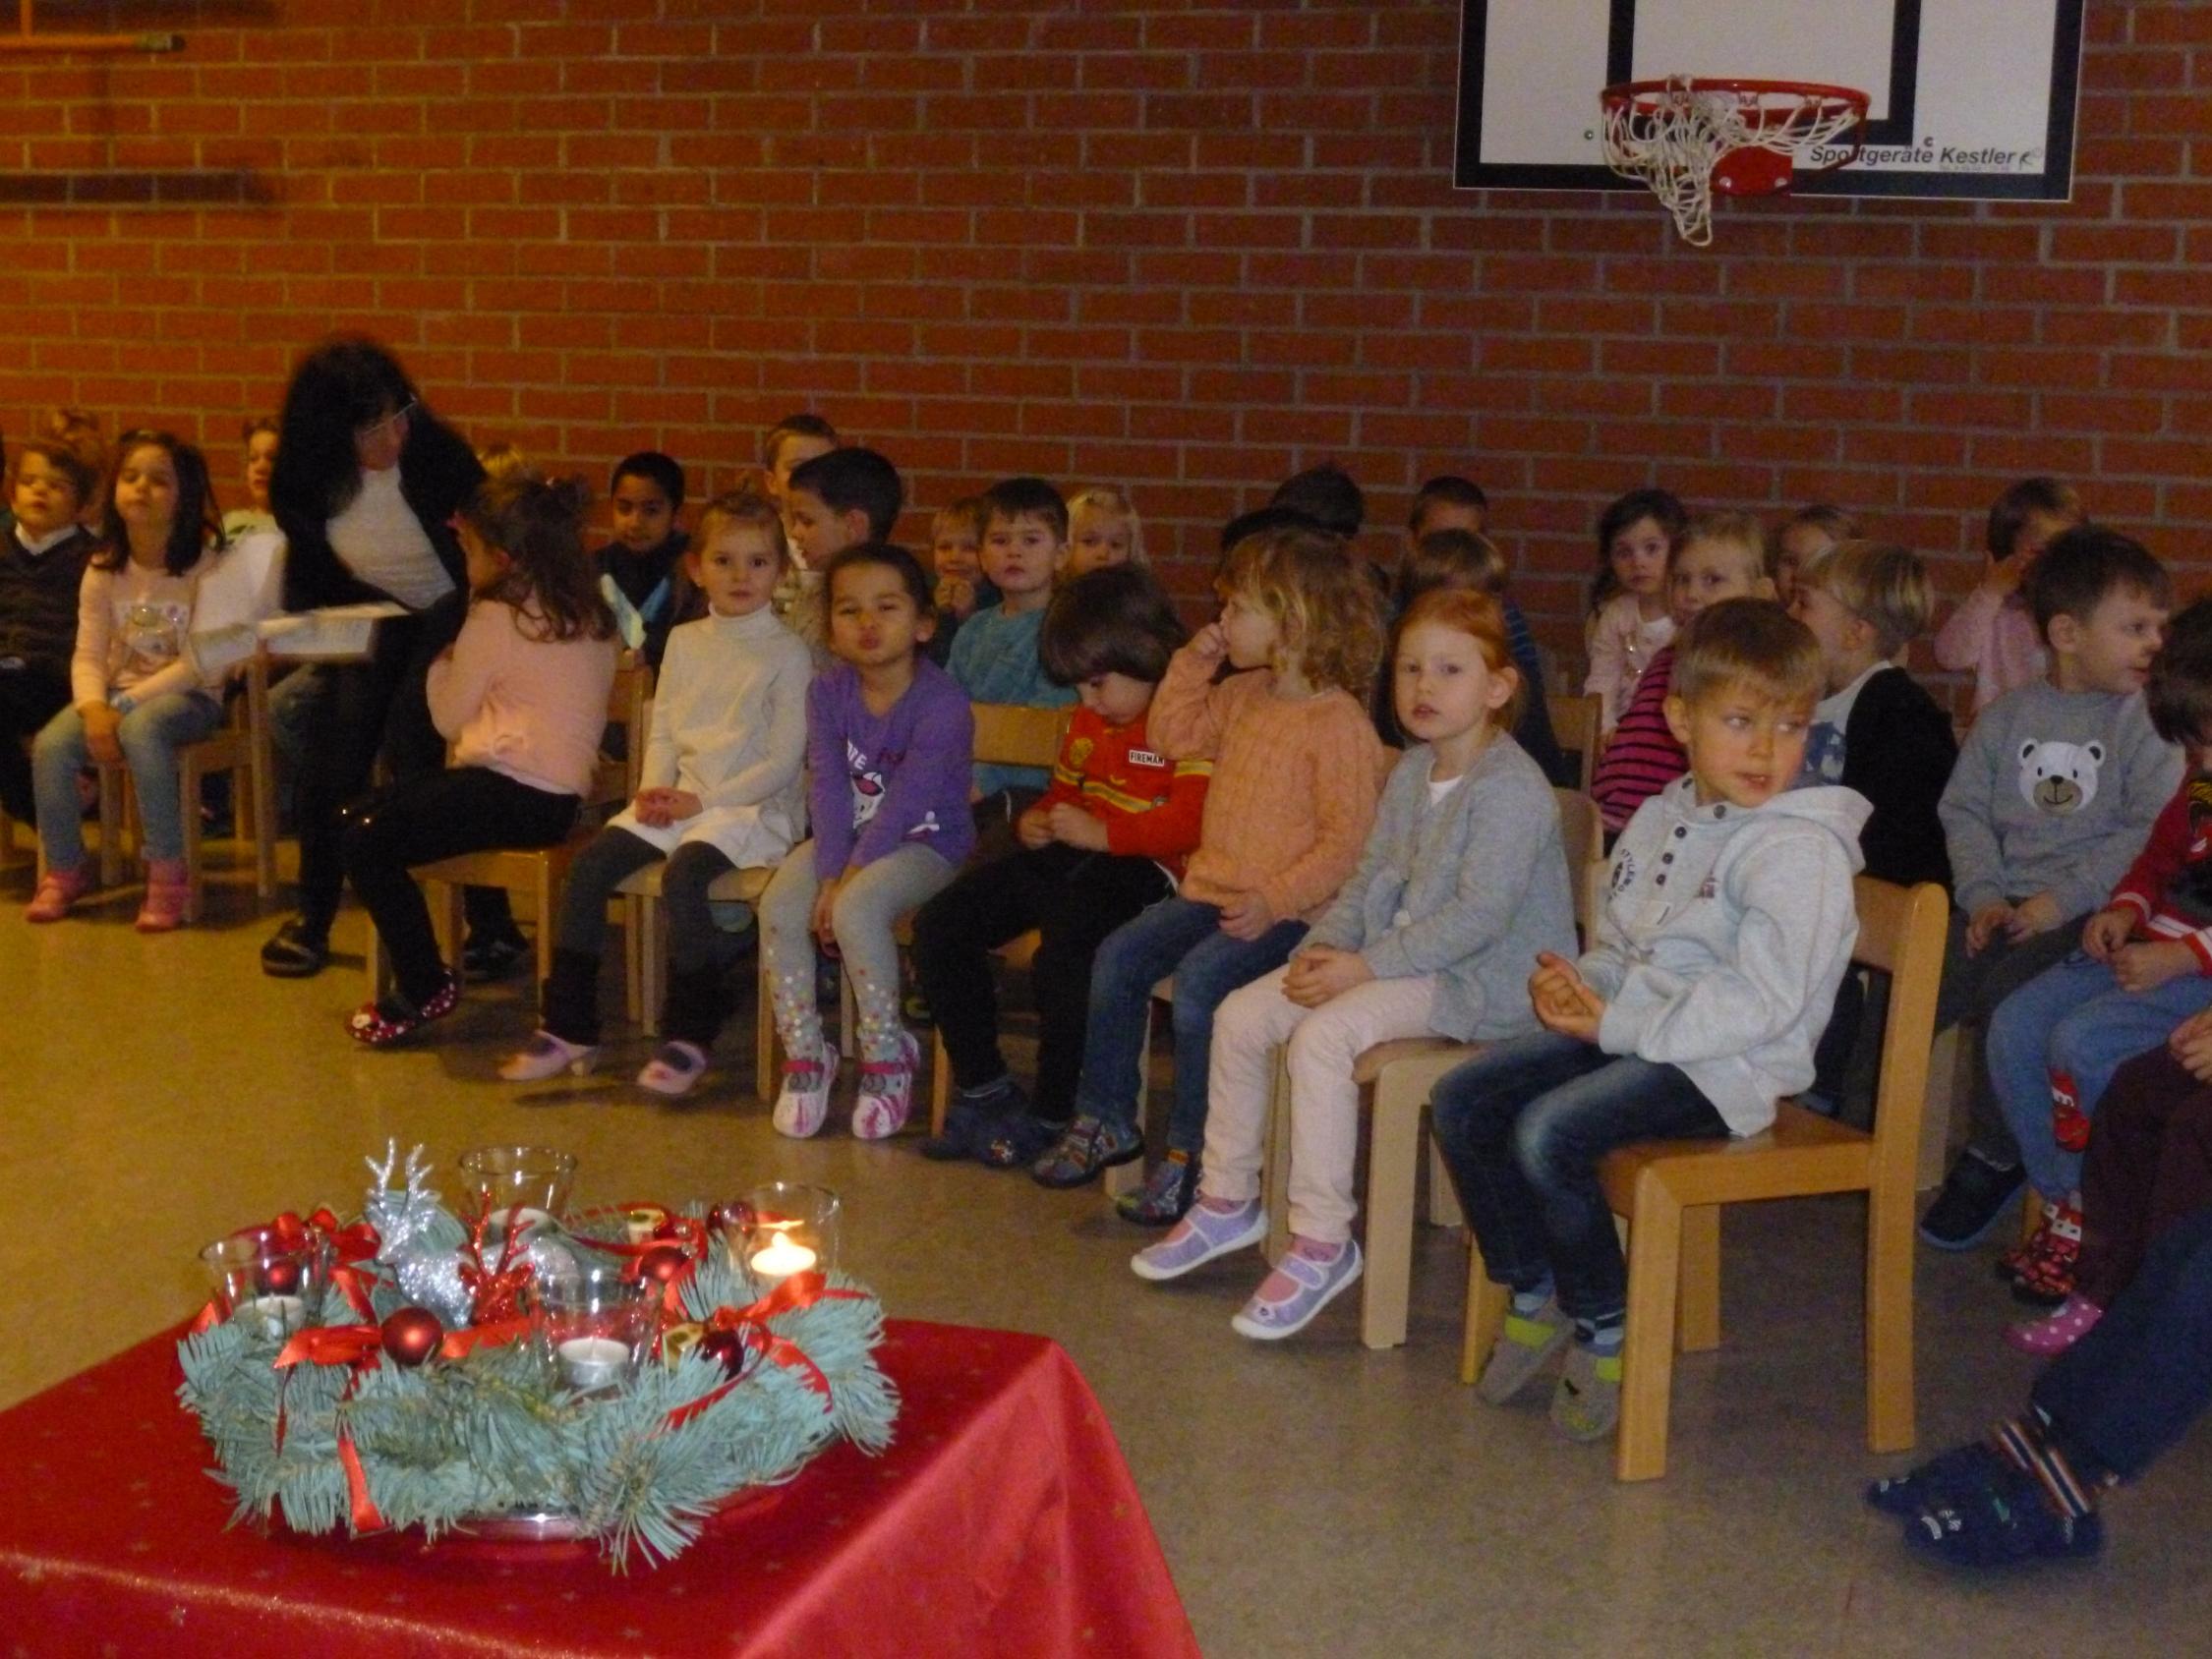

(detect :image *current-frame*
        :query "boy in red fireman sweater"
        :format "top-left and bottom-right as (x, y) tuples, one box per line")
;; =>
(912, 565), (1209, 1167)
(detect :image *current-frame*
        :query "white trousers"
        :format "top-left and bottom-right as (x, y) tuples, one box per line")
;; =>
(1200, 965), (1439, 1244)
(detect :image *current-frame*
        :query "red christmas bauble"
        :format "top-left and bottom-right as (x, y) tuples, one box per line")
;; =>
(380, 1306), (444, 1367)
(257, 1257), (303, 1296)
(698, 1329), (747, 1377)
(639, 1244), (689, 1286)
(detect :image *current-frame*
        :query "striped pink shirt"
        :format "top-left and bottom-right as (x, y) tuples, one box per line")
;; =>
(1590, 646), (1688, 832)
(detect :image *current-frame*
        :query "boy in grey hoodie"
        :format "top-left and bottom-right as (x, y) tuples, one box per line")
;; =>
(1919, 528), (2180, 1252)
(1432, 600), (1869, 1444)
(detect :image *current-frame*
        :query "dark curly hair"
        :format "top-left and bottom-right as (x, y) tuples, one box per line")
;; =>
(458, 474), (616, 644)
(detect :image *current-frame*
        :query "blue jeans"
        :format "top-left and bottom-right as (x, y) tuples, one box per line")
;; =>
(1986, 950), (2212, 1200)
(1071, 894), (1306, 1154)
(32, 692), (222, 868)
(1430, 1030), (1727, 1324)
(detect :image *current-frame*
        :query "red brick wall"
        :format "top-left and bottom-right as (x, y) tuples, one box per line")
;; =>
(0, 1), (2201, 675)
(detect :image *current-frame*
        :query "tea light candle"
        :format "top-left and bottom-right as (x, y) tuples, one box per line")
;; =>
(557, 1335), (629, 1392)
(748, 1232), (818, 1280)
(244, 1294), (306, 1338)
(485, 1205), (553, 1239)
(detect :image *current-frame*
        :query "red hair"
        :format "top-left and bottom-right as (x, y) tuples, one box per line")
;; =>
(1395, 586), (1525, 733)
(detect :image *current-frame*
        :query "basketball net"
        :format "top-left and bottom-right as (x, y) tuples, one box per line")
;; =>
(1601, 77), (1868, 247)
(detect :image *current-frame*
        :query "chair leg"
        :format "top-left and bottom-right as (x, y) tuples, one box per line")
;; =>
(1262, 1057), (1293, 1265)
(755, 950), (778, 1107)
(641, 897), (664, 1037)
(930, 1029), (952, 1135)
(622, 895), (644, 1027)
(1459, 1237), (1509, 1387)
(1360, 1074), (1421, 1350)
(1676, 1204), (1721, 1353)
(178, 754), (204, 925)
(250, 749), (275, 901)
(1866, 1178), (1919, 1453)
(2020, 1185), (2045, 1246)
(1425, 1129), (1465, 1229)
(535, 868), (556, 1005)
(97, 766), (122, 887)
(1615, 1180), (1683, 1482)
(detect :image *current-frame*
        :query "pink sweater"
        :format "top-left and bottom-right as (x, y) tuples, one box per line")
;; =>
(1933, 586), (2044, 718)
(1146, 647), (1387, 922)
(71, 554), (217, 706)
(426, 600), (617, 798)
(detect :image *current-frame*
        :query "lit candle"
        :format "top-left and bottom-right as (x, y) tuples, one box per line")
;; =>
(748, 1232), (818, 1280)
(557, 1335), (630, 1392)
(243, 1294), (306, 1338)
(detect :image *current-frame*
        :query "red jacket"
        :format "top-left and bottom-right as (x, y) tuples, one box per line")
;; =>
(2110, 774), (2212, 972)
(1034, 705), (1209, 880)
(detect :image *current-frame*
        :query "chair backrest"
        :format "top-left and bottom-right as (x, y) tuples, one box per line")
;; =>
(969, 703), (1069, 772)
(1551, 692), (1603, 789)
(1852, 875), (1950, 1189)
(1550, 785), (1603, 944)
(592, 662), (653, 807)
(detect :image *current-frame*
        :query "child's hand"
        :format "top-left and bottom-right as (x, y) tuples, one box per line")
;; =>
(80, 702), (122, 766)
(1283, 945), (1372, 1007)
(2006, 892), (2063, 942)
(810, 874), (845, 949)
(2113, 940), (2199, 995)
(1016, 807), (1055, 850)
(1045, 803), (1109, 850)
(1980, 549), (2026, 600)
(2172, 1007), (2212, 1082)
(935, 576), (975, 621)
(2082, 906), (2136, 962)
(1216, 888), (1276, 942)
(631, 787), (672, 828)
(662, 789), (703, 822)
(1965, 900), (2015, 955)
(1530, 951), (1605, 1042)
(1188, 621), (1228, 663)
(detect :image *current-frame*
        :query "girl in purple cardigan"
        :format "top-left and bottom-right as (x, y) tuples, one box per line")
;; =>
(761, 543), (974, 1140)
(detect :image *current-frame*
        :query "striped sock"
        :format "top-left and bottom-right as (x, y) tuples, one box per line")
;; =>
(1510, 1278), (1555, 1318)
(1992, 1412), (2097, 1520)
(1575, 1312), (1625, 1356)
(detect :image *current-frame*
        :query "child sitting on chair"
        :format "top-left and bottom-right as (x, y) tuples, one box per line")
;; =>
(1431, 600), (1868, 1444)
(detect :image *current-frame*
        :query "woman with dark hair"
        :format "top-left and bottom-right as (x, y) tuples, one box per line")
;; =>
(259, 336), (485, 978)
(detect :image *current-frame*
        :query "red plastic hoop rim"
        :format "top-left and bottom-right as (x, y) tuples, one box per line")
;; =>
(1600, 76), (1871, 124)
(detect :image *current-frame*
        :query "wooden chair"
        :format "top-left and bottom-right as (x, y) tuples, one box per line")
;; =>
(373, 661), (652, 997)
(1550, 691), (1603, 790)
(88, 653), (277, 922)
(1259, 786), (1604, 1349)
(908, 702), (1070, 1130)
(1458, 874), (1950, 1481)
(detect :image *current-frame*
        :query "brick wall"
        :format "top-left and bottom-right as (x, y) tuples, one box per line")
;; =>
(0, 1), (2202, 674)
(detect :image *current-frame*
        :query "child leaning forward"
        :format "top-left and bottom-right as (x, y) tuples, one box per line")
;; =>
(1433, 601), (1867, 1443)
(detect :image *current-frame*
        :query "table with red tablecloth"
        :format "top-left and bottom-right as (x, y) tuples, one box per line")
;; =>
(0, 1318), (1198, 1658)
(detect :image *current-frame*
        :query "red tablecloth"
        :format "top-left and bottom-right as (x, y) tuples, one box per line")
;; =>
(0, 1319), (1198, 1658)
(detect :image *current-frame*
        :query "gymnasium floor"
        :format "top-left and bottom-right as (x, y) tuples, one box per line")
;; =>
(4, 854), (2207, 1656)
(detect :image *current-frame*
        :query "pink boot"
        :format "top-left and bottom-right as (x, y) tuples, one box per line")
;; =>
(2005, 1293), (2103, 1356)
(24, 865), (89, 923)
(135, 859), (190, 933)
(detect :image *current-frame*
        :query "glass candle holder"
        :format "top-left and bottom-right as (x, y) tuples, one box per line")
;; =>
(457, 1145), (577, 1235)
(734, 1183), (840, 1291)
(200, 1229), (325, 1339)
(541, 1265), (655, 1396)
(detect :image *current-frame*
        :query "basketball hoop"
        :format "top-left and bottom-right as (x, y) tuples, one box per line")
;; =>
(1600, 77), (1869, 247)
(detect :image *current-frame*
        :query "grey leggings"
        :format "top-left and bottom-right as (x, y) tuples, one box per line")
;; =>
(760, 839), (957, 1064)
(557, 826), (736, 974)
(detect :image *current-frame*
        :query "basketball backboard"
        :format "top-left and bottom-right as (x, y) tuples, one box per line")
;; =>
(1456, 0), (2084, 200)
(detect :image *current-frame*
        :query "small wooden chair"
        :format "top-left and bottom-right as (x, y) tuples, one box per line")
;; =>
(1550, 692), (1603, 790)
(1258, 786), (1604, 1349)
(88, 653), (277, 921)
(1458, 874), (1950, 1481)
(374, 661), (652, 996)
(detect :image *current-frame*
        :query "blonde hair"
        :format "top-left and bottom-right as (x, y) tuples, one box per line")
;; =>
(1067, 485), (1147, 566)
(1397, 586), (1525, 734)
(475, 440), (533, 484)
(1670, 598), (1823, 711)
(693, 489), (788, 568)
(1801, 539), (1932, 658)
(1216, 524), (1383, 700)
(1675, 509), (1770, 587)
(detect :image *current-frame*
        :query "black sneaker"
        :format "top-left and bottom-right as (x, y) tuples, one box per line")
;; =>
(260, 918), (330, 979)
(979, 1112), (1061, 1171)
(1918, 1149), (2025, 1250)
(918, 1097), (998, 1163)
(461, 931), (529, 984)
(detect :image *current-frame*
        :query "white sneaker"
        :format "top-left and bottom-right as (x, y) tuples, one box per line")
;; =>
(497, 1030), (598, 1082)
(772, 1043), (839, 1138)
(852, 1029), (920, 1141)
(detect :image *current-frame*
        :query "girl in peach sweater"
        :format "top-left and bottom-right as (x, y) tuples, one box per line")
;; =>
(1032, 525), (1388, 1225)
(340, 475), (617, 1047)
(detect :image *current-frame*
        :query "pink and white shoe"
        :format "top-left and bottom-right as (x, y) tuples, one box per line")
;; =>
(498, 1030), (599, 1082)
(1229, 1236), (1365, 1342)
(2004, 1293), (2103, 1356)
(772, 1042), (839, 1139)
(134, 858), (189, 933)
(852, 1030), (920, 1141)
(637, 1041), (709, 1098)
(24, 865), (89, 923)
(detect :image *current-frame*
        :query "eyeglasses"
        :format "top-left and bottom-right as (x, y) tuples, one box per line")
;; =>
(353, 400), (417, 443)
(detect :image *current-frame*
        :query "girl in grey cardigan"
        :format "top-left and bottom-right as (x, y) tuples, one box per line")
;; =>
(1133, 591), (1577, 1339)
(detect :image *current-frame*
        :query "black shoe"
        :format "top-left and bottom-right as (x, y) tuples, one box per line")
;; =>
(261, 918), (329, 979)
(461, 930), (528, 984)
(1918, 1149), (2025, 1250)
(919, 1079), (1026, 1163)
(979, 1109), (1060, 1171)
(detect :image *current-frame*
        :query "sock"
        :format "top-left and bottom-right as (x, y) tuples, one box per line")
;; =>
(1992, 1411), (2099, 1519)
(1510, 1277), (1555, 1318)
(1574, 1312), (1625, 1355)
(1195, 1193), (1250, 1217)
(1289, 1234), (1344, 1263)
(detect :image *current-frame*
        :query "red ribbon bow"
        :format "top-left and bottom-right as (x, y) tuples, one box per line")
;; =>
(273, 1208), (384, 1321)
(665, 1270), (865, 1429)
